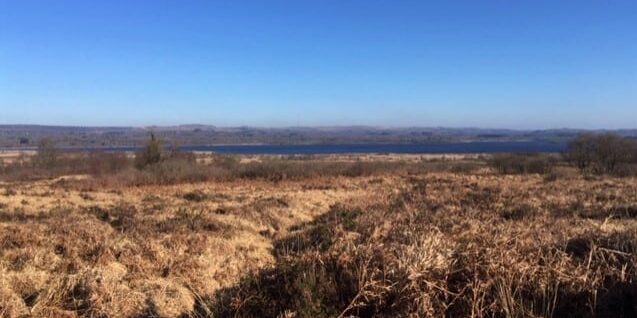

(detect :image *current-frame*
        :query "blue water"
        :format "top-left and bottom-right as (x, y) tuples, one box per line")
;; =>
(68, 140), (566, 154)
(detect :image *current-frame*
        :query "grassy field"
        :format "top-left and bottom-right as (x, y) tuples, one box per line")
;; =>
(1, 153), (636, 317)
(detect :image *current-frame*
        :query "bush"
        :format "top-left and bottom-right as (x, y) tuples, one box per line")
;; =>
(488, 153), (555, 175)
(566, 133), (637, 175)
(542, 167), (576, 182)
(613, 164), (637, 178)
(134, 158), (210, 185)
(135, 132), (162, 169)
(33, 138), (58, 169)
(593, 134), (632, 173)
(450, 162), (482, 174)
(565, 133), (596, 171)
(87, 152), (131, 176)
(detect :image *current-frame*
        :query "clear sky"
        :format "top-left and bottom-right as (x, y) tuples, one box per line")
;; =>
(1, 1), (636, 129)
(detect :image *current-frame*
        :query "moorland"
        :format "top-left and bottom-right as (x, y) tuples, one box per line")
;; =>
(1, 133), (637, 317)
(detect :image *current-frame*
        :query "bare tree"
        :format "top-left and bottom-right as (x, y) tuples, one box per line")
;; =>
(593, 133), (631, 174)
(567, 133), (636, 175)
(566, 133), (596, 171)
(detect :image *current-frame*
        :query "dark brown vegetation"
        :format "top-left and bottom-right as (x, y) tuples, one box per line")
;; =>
(0, 151), (130, 182)
(488, 153), (557, 175)
(566, 133), (637, 176)
(134, 132), (163, 169)
(485, 133), (637, 178)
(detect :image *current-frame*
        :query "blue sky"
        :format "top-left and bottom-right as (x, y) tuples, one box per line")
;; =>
(1, 1), (636, 128)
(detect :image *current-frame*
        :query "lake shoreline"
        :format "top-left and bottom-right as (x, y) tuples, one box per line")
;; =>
(0, 140), (567, 155)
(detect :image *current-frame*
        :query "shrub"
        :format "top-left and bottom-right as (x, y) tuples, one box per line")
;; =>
(135, 132), (162, 169)
(566, 133), (637, 175)
(565, 133), (596, 171)
(593, 134), (632, 173)
(33, 138), (58, 169)
(488, 153), (555, 175)
(87, 152), (131, 176)
(134, 158), (210, 185)
(613, 163), (637, 178)
(542, 167), (574, 182)
(450, 161), (482, 174)
(167, 143), (196, 163)
(211, 155), (240, 170)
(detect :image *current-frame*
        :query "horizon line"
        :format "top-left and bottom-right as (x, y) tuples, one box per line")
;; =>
(1, 123), (637, 132)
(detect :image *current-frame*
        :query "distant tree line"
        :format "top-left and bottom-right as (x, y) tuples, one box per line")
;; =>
(482, 133), (637, 177)
(566, 133), (637, 175)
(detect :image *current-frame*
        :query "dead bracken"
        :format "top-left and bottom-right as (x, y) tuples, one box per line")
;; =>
(0, 152), (636, 317)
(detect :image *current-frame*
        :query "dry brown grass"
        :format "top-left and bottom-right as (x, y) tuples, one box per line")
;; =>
(0, 151), (481, 186)
(0, 168), (386, 317)
(1, 154), (636, 317)
(212, 168), (637, 318)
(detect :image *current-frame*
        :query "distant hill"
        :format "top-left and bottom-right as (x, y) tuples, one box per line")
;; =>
(0, 125), (635, 149)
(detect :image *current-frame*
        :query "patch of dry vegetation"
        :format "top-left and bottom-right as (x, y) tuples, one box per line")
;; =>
(0, 150), (478, 188)
(0, 171), (382, 317)
(212, 173), (637, 318)
(1, 150), (637, 317)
